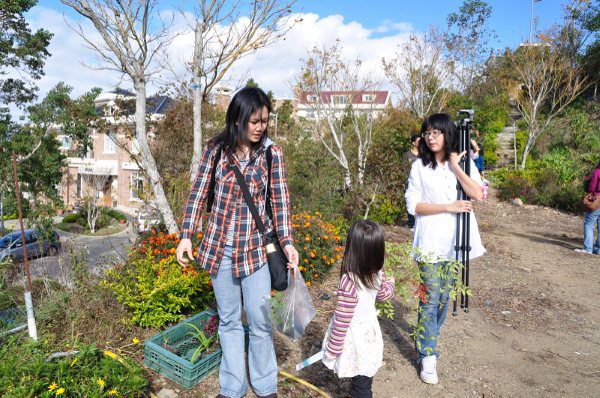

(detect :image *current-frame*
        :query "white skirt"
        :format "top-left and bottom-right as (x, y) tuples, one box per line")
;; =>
(321, 317), (383, 378)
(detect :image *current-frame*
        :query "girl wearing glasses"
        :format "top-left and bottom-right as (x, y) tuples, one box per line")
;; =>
(405, 113), (486, 385)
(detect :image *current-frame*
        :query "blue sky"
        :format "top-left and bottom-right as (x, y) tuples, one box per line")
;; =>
(25, 0), (567, 101)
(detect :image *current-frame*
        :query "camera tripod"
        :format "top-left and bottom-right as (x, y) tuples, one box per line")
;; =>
(453, 110), (473, 316)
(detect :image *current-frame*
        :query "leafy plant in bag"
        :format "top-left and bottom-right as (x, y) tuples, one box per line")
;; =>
(269, 266), (316, 340)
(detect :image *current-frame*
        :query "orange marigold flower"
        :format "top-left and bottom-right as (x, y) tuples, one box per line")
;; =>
(197, 232), (203, 239)
(306, 281), (312, 287)
(310, 253), (315, 258)
(322, 255), (327, 260)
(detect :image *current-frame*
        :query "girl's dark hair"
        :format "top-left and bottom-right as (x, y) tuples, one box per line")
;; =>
(209, 86), (272, 157)
(340, 220), (385, 290)
(419, 113), (457, 169)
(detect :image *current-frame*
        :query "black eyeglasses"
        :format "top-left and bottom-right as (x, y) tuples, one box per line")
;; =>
(421, 130), (443, 139)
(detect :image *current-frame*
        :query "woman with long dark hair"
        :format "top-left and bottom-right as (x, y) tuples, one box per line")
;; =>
(575, 160), (600, 255)
(177, 86), (299, 398)
(405, 113), (485, 385)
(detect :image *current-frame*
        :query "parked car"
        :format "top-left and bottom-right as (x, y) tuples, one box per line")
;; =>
(0, 229), (61, 263)
(136, 207), (161, 234)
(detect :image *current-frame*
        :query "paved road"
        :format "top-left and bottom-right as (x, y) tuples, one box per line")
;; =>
(24, 227), (138, 284)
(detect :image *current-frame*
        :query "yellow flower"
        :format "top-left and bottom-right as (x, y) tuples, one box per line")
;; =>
(48, 382), (58, 391)
(132, 337), (140, 344)
(97, 378), (106, 388)
(70, 357), (78, 367)
(108, 389), (119, 396)
(104, 350), (118, 359)
(56, 387), (65, 395)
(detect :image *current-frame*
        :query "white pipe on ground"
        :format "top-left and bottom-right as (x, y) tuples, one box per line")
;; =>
(24, 291), (38, 341)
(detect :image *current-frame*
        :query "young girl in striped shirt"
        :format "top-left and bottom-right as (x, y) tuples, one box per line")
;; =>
(322, 220), (395, 398)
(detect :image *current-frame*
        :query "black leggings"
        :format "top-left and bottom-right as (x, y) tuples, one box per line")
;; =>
(350, 375), (373, 398)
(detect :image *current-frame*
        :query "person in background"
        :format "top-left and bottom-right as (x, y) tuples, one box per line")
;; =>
(575, 160), (600, 255)
(471, 130), (485, 176)
(403, 134), (421, 229)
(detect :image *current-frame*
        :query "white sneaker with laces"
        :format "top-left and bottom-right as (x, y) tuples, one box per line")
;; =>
(420, 355), (438, 384)
(574, 248), (593, 254)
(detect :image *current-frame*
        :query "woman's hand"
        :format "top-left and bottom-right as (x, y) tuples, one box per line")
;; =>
(176, 238), (194, 267)
(449, 150), (467, 172)
(446, 200), (473, 213)
(284, 244), (299, 269)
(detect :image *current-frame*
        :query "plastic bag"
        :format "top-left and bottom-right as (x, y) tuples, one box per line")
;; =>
(269, 266), (316, 340)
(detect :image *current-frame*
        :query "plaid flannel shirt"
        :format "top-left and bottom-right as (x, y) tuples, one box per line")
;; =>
(181, 141), (294, 277)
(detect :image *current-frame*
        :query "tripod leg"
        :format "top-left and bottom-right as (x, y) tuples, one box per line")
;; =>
(453, 211), (461, 317)
(460, 211), (467, 309)
(464, 211), (471, 313)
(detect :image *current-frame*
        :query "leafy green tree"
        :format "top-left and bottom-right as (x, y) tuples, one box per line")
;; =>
(445, 0), (495, 93)
(0, 84), (100, 227)
(246, 78), (259, 88)
(0, 0), (53, 112)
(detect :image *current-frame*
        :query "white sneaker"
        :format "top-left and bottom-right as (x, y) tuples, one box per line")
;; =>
(420, 355), (438, 384)
(574, 248), (593, 254)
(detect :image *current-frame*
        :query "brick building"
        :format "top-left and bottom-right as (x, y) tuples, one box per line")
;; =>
(57, 89), (173, 214)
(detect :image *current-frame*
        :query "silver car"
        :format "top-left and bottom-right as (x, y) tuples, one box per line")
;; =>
(0, 229), (61, 263)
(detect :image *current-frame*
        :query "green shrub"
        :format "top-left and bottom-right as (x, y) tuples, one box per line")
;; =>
(494, 170), (538, 203)
(103, 208), (126, 222)
(369, 196), (403, 225)
(62, 213), (79, 223)
(0, 337), (148, 397)
(104, 251), (215, 328)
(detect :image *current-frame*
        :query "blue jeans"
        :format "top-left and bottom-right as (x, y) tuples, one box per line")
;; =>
(416, 262), (456, 362)
(583, 208), (600, 254)
(211, 245), (277, 398)
(474, 155), (484, 174)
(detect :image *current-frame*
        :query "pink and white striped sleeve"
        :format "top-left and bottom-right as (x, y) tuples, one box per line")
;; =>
(376, 273), (395, 302)
(325, 273), (358, 356)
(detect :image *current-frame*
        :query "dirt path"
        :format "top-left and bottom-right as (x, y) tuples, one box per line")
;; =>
(153, 190), (600, 397)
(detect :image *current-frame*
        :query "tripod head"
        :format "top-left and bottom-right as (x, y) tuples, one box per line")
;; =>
(457, 109), (474, 128)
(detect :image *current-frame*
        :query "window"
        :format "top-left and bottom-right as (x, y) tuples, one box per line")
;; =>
(332, 95), (347, 105)
(130, 172), (144, 200)
(104, 132), (116, 154)
(362, 94), (375, 102)
(306, 111), (316, 120)
(306, 95), (318, 103)
(58, 136), (72, 150)
(25, 233), (38, 244)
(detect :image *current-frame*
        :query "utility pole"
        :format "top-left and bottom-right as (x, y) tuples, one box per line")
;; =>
(529, 0), (542, 43)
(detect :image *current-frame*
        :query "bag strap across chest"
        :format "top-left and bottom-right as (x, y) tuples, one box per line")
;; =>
(206, 145), (273, 219)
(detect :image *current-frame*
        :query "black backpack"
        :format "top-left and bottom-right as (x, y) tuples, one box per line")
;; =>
(205, 145), (274, 219)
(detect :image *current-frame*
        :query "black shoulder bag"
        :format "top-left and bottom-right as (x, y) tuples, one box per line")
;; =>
(229, 147), (289, 291)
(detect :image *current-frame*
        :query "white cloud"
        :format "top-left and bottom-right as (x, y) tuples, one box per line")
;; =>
(26, 7), (415, 102)
(27, 7), (126, 99)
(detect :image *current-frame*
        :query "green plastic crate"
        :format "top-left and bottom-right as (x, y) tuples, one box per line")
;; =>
(144, 310), (221, 389)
